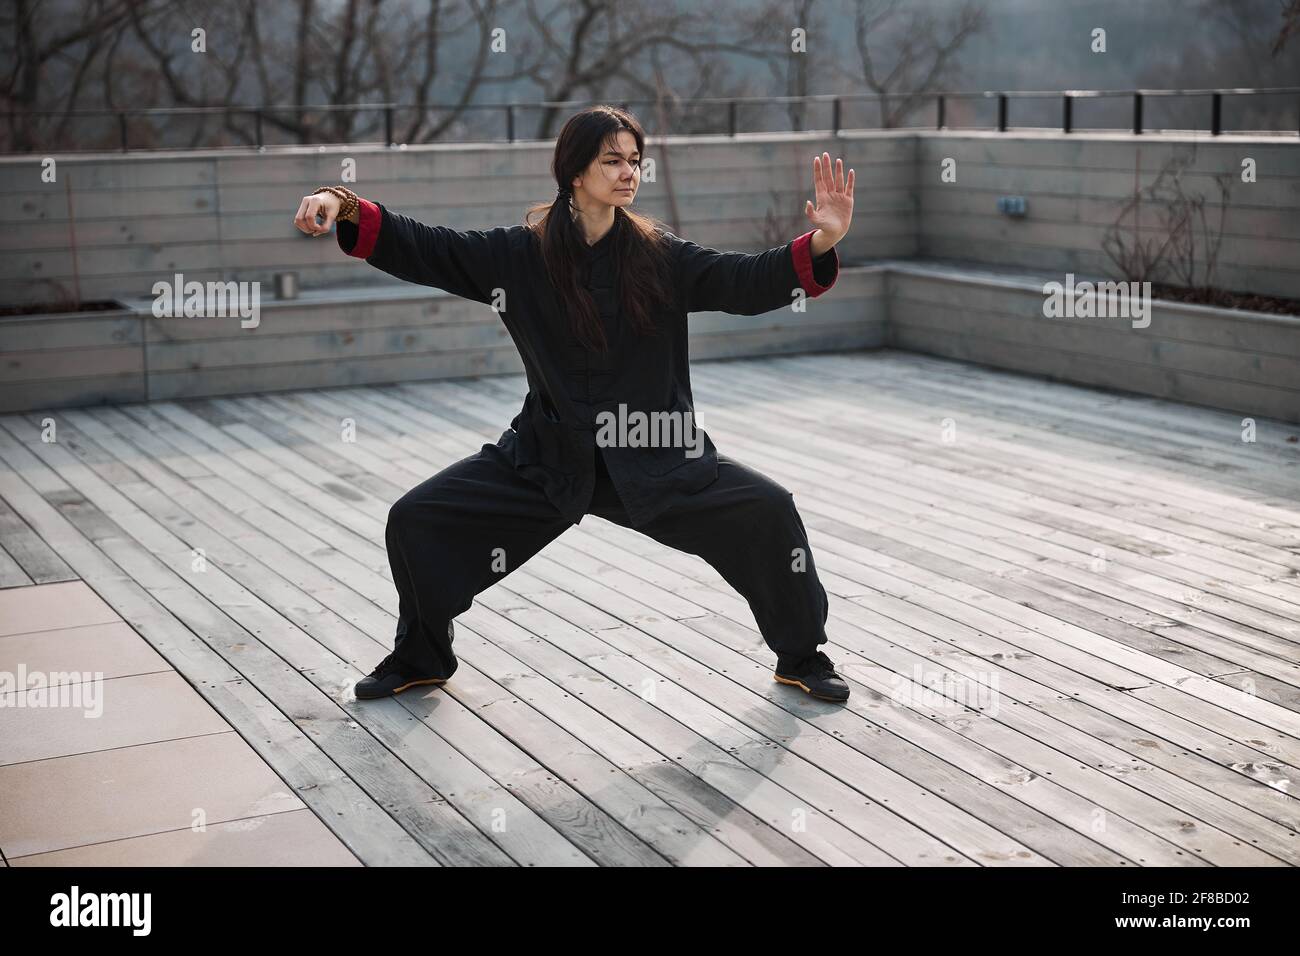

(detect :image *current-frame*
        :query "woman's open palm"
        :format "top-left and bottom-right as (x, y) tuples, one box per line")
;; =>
(804, 152), (854, 241)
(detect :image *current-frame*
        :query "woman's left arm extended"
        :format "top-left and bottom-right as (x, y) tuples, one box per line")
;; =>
(668, 151), (854, 316)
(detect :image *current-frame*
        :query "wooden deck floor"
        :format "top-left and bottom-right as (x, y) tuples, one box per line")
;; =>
(1, 349), (1298, 866)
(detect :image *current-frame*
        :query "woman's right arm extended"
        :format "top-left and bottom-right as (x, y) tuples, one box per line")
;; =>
(294, 189), (505, 306)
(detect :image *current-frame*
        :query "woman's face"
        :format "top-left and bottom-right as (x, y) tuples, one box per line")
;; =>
(573, 129), (640, 208)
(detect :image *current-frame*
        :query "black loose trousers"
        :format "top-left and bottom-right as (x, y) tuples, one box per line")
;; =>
(336, 197), (840, 678)
(386, 432), (831, 679)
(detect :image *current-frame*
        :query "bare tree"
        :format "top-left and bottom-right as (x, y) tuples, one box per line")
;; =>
(757, 182), (811, 248)
(121, 0), (253, 147)
(1274, 0), (1300, 53)
(847, 0), (986, 129)
(2, 0), (533, 151)
(10, 0), (990, 152)
(786, 0), (815, 130)
(118, 0), (517, 146)
(1, 0), (138, 150)
(518, 0), (786, 141)
(1102, 148), (1233, 295)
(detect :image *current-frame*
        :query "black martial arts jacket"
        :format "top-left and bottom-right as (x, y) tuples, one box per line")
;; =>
(335, 198), (839, 527)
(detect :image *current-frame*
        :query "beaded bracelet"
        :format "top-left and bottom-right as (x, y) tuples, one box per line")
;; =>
(312, 185), (359, 224)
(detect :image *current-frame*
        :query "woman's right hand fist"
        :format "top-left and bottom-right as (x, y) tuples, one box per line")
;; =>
(294, 191), (341, 236)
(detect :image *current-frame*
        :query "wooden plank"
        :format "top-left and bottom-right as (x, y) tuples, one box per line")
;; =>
(779, 348), (1300, 514)
(0, 428), (435, 866)
(460, 602), (849, 866)
(889, 318), (1300, 430)
(0, 493), (74, 584)
(0, 539), (32, 587)
(707, 364), (1300, 681)
(711, 359), (1300, 636)
(139, 291), (499, 343)
(912, 160), (1300, 208)
(0, 183), (221, 223)
(127, 397), (757, 865)
(55, 408), (662, 867)
(0, 159), (216, 195)
(914, 134), (1300, 173)
(473, 369), (1300, 723)
(5, 345), (1295, 864)
(920, 188), (1300, 244)
(146, 395), (764, 868)
(830, 347), (1300, 469)
(915, 211), (1300, 278)
(230, 389), (865, 865)
(890, 270), (1300, 356)
(796, 353), (1300, 572)
(767, 351), (1300, 545)
(0, 344), (147, 385)
(918, 235), (1300, 302)
(0, 313), (141, 351)
(145, 346), (526, 401)
(479, 366), (1300, 686)
(790, 352), (1300, 525)
(483, 551), (988, 865)
(320, 384), (1002, 864)
(587, 392), (1300, 691)
(484, 541), (1132, 865)
(422, 376), (1276, 863)
(0, 412), (512, 867)
(451, 373), (1299, 862)
(690, 323), (885, 362)
(890, 293), (1300, 386)
(144, 316), (514, 372)
(513, 529), (1198, 867)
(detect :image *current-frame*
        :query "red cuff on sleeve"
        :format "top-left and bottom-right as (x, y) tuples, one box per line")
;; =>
(347, 198), (381, 260)
(791, 230), (838, 297)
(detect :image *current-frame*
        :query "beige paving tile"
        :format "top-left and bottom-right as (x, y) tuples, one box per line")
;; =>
(0, 621), (171, 682)
(8, 809), (361, 867)
(0, 732), (303, 858)
(0, 670), (230, 766)
(0, 581), (118, 637)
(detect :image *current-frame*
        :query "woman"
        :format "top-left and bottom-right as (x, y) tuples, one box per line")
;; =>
(293, 105), (855, 702)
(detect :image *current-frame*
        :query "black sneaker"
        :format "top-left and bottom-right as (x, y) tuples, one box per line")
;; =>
(774, 650), (850, 702)
(354, 651), (447, 699)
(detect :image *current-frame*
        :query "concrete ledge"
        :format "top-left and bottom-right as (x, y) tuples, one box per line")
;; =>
(880, 259), (1300, 424)
(0, 269), (885, 409)
(0, 307), (146, 412)
(1, 260), (1294, 423)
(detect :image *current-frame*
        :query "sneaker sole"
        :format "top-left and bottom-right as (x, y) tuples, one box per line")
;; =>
(773, 673), (849, 702)
(356, 676), (447, 700)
